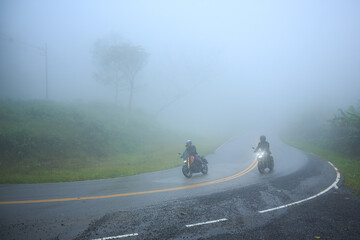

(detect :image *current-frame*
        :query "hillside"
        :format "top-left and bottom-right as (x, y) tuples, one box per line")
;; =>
(0, 100), (222, 183)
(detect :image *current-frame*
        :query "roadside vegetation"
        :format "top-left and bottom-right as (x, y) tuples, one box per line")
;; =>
(281, 103), (360, 194)
(0, 100), (225, 184)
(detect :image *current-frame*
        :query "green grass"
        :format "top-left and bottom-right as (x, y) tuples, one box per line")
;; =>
(0, 136), (223, 184)
(0, 100), (226, 183)
(282, 137), (360, 195)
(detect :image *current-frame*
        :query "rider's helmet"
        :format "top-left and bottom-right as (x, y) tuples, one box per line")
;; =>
(260, 135), (266, 142)
(185, 140), (192, 147)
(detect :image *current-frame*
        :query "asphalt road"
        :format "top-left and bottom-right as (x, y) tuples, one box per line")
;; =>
(1, 133), (359, 240)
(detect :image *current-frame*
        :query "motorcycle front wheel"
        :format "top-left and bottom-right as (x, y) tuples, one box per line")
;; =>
(201, 164), (208, 174)
(182, 165), (192, 178)
(257, 161), (265, 174)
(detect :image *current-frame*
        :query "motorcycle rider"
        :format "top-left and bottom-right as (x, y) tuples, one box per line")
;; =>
(181, 140), (200, 166)
(254, 135), (271, 154)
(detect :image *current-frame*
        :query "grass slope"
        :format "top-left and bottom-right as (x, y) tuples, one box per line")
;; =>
(0, 100), (225, 183)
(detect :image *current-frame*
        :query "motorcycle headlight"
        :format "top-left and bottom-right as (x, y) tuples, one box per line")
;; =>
(184, 160), (187, 164)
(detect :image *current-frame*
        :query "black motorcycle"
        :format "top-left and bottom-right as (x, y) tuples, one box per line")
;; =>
(254, 150), (274, 174)
(179, 152), (208, 178)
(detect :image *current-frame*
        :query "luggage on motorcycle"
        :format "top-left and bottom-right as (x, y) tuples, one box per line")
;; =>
(190, 155), (195, 164)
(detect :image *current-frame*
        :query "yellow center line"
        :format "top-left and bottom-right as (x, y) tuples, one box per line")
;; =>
(0, 159), (257, 205)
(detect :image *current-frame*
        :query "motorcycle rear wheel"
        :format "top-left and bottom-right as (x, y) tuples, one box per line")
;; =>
(269, 157), (274, 171)
(182, 165), (192, 178)
(201, 164), (208, 174)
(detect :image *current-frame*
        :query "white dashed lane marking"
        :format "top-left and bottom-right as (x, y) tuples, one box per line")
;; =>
(92, 233), (138, 240)
(186, 218), (228, 227)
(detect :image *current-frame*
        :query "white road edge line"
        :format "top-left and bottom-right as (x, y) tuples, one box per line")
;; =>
(259, 161), (341, 214)
(92, 233), (138, 240)
(186, 218), (228, 228)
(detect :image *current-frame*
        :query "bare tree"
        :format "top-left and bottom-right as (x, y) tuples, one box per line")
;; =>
(93, 37), (148, 112)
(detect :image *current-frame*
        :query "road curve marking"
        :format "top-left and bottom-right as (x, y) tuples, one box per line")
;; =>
(259, 161), (341, 213)
(0, 159), (257, 205)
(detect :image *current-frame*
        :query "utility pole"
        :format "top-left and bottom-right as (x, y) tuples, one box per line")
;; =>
(38, 43), (49, 100)
(44, 44), (48, 100)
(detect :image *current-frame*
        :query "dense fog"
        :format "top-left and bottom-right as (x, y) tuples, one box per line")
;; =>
(1, 0), (360, 135)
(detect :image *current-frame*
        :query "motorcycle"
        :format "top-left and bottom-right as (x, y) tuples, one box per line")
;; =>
(254, 149), (274, 174)
(179, 152), (208, 178)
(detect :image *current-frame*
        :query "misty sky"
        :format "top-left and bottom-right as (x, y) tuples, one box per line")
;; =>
(1, 0), (360, 132)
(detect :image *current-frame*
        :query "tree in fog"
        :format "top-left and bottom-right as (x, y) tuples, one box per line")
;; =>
(93, 37), (148, 112)
(330, 103), (360, 156)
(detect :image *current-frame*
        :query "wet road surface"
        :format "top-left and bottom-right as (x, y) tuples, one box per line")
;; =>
(1, 133), (358, 239)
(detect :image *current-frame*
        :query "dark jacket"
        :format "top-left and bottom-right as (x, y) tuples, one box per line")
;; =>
(254, 141), (271, 153)
(181, 145), (198, 159)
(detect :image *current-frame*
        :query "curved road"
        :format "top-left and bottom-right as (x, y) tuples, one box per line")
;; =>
(1, 133), (358, 239)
